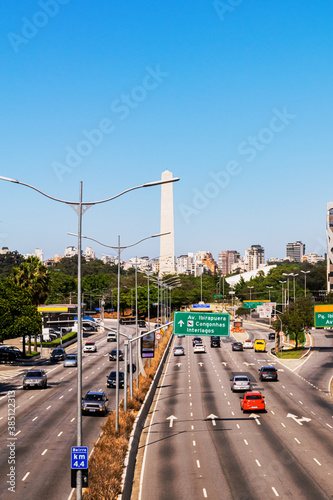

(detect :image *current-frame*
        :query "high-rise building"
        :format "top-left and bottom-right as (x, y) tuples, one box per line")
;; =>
(159, 170), (175, 276)
(286, 241), (305, 263)
(245, 245), (265, 271)
(218, 250), (240, 275)
(327, 203), (333, 292)
(176, 253), (193, 275)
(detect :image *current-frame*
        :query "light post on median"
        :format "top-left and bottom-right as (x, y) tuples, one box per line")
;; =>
(69, 231), (170, 431)
(289, 273), (298, 302)
(301, 270), (310, 296)
(266, 286), (273, 301)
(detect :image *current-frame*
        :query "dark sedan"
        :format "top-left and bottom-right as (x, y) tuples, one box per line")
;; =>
(259, 366), (278, 381)
(109, 349), (124, 361)
(232, 342), (243, 351)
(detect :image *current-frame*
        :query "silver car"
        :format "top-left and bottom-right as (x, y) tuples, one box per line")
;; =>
(82, 391), (108, 416)
(23, 369), (47, 389)
(64, 354), (77, 367)
(230, 375), (251, 392)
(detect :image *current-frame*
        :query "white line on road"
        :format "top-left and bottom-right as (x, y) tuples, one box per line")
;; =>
(231, 411), (234, 416)
(236, 424), (240, 429)
(193, 441), (196, 446)
(191, 425), (194, 430)
(29, 396), (34, 399)
(272, 487), (279, 497)
(22, 472), (30, 481)
(203, 488), (207, 498)
(294, 438), (301, 444)
(244, 439), (248, 446)
(69, 388), (73, 392)
(314, 458), (321, 466)
(59, 395), (64, 399)
(196, 460), (200, 468)
(14, 431), (21, 436)
(256, 459), (261, 467)
(299, 401), (303, 405)
(41, 449), (47, 456)
(190, 412), (193, 417)
(281, 423), (286, 427)
(32, 417), (38, 421)
(46, 405), (51, 410)
(71, 417), (75, 422)
(326, 423), (332, 429)
(58, 432), (63, 437)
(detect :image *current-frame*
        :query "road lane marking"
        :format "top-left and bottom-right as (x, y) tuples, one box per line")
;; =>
(69, 388), (73, 392)
(41, 449), (47, 456)
(244, 439), (248, 445)
(46, 405), (51, 410)
(203, 488), (207, 498)
(314, 458), (321, 466)
(58, 432), (63, 437)
(271, 411), (275, 415)
(272, 487), (279, 497)
(14, 431), (21, 436)
(326, 423), (332, 428)
(29, 396), (34, 399)
(190, 412), (193, 417)
(71, 417), (75, 422)
(256, 459), (261, 467)
(294, 438), (301, 444)
(196, 460), (200, 468)
(32, 417), (38, 421)
(281, 423), (286, 427)
(22, 472), (30, 481)
(236, 424), (240, 429)
(193, 441), (196, 446)
(191, 425), (194, 430)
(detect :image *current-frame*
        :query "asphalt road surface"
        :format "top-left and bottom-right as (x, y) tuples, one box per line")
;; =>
(135, 324), (333, 500)
(0, 319), (140, 500)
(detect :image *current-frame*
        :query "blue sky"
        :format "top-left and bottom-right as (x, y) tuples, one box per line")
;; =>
(0, 1), (332, 261)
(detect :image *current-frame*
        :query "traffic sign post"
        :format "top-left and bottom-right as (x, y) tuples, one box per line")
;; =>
(173, 311), (230, 337)
(71, 446), (88, 469)
(313, 304), (333, 328)
(243, 300), (270, 309)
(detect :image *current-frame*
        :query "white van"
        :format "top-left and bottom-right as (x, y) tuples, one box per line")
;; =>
(107, 332), (116, 342)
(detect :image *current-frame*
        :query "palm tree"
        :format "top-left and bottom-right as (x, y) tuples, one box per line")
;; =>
(12, 257), (50, 354)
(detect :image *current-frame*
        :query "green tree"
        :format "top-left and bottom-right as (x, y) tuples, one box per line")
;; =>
(273, 296), (313, 349)
(0, 279), (41, 350)
(12, 257), (50, 353)
(0, 250), (24, 279)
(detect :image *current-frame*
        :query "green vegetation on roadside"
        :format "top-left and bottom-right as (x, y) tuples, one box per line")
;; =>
(41, 331), (77, 347)
(276, 348), (307, 359)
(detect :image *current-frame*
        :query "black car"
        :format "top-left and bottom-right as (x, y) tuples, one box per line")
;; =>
(0, 346), (23, 359)
(0, 348), (17, 362)
(50, 348), (66, 362)
(232, 342), (243, 351)
(192, 337), (202, 346)
(259, 366), (278, 381)
(210, 336), (221, 348)
(106, 371), (124, 388)
(268, 332), (275, 340)
(109, 349), (124, 361)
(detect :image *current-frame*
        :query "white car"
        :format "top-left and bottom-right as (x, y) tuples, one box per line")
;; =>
(243, 339), (253, 349)
(83, 341), (97, 353)
(193, 343), (206, 353)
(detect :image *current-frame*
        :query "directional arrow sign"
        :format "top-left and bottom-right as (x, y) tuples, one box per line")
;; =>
(174, 311), (230, 336)
(287, 413), (312, 425)
(198, 362), (204, 367)
(166, 415), (177, 428)
(176, 363), (182, 367)
(207, 414), (218, 426)
(221, 362), (227, 366)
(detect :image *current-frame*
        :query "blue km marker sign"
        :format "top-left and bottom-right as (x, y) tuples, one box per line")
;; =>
(71, 446), (88, 469)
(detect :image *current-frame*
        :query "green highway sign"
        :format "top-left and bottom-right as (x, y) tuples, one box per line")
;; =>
(243, 300), (270, 309)
(174, 311), (230, 337)
(313, 304), (333, 328)
(214, 294), (224, 299)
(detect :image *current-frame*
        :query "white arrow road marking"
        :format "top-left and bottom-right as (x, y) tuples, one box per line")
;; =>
(277, 369), (284, 372)
(166, 415), (177, 428)
(221, 362), (227, 366)
(243, 362), (255, 366)
(176, 363), (182, 367)
(287, 413), (312, 425)
(198, 362), (204, 367)
(207, 414), (218, 426)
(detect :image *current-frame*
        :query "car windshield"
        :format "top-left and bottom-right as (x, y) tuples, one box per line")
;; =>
(109, 372), (124, 379)
(66, 355), (76, 360)
(246, 395), (262, 400)
(84, 394), (104, 401)
(262, 367), (275, 372)
(53, 349), (63, 354)
(85, 342), (94, 345)
(27, 371), (43, 377)
(235, 377), (249, 381)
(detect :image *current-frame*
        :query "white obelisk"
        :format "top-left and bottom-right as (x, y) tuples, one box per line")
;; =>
(159, 170), (175, 276)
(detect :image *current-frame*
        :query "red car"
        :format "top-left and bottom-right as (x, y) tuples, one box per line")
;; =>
(240, 392), (265, 413)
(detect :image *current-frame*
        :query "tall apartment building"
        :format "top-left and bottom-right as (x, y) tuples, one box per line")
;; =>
(245, 245), (265, 271)
(327, 203), (333, 292)
(218, 250), (240, 275)
(202, 252), (217, 275)
(176, 253), (194, 275)
(286, 241), (305, 262)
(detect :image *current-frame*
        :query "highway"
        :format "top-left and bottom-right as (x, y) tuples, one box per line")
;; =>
(135, 324), (333, 500)
(0, 319), (139, 500)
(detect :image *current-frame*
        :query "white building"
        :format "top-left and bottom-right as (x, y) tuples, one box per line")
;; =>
(302, 253), (324, 264)
(176, 253), (194, 275)
(244, 245), (265, 271)
(286, 241), (305, 262)
(64, 246), (78, 258)
(83, 247), (96, 260)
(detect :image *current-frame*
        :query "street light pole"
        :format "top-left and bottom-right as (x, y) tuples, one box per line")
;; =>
(301, 270), (310, 296)
(279, 280), (287, 312)
(266, 286), (273, 301)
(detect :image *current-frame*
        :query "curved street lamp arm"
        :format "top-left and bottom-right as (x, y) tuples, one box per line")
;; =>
(68, 231), (170, 252)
